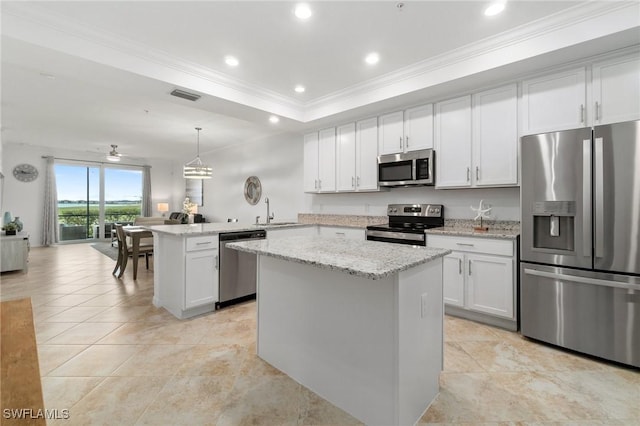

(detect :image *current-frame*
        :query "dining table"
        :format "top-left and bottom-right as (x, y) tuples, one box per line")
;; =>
(123, 226), (153, 280)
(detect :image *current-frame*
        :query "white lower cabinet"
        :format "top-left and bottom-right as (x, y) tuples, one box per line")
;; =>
(153, 232), (219, 319)
(427, 234), (516, 329)
(185, 248), (218, 309)
(442, 252), (465, 307)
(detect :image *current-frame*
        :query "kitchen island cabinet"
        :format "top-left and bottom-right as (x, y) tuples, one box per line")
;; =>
(228, 236), (449, 425)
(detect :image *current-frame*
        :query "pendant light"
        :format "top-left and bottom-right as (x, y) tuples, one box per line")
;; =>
(183, 127), (212, 179)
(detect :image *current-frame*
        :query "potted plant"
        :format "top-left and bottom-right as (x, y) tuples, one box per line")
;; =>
(3, 221), (17, 236)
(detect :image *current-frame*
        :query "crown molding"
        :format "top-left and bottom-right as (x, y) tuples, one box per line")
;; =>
(302, 1), (640, 121)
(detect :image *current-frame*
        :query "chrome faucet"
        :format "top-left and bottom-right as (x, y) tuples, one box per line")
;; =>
(265, 197), (274, 224)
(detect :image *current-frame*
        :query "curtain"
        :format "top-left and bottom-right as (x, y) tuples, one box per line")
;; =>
(141, 165), (152, 217)
(42, 156), (59, 246)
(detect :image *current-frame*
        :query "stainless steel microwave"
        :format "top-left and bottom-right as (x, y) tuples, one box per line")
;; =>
(378, 149), (435, 187)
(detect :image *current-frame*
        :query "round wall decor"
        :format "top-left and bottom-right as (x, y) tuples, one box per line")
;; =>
(244, 176), (262, 205)
(12, 164), (39, 182)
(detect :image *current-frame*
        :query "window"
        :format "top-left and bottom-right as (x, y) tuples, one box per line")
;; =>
(56, 163), (143, 242)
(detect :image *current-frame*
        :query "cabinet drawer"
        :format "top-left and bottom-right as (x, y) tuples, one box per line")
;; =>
(427, 235), (513, 256)
(186, 235), (218, 252)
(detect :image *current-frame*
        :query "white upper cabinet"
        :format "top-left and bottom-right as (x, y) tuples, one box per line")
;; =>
(318, 128), (337, 192)
(435, 95), (472, 188)
(378, 111), (404, 155)
(472, 84), (518, 186)
(378, 105), (433, 155)
(592, 53), (640, 125)
(403, 104), (434, 152)
(304, 129), (336, 193)
(336, 123), (357, 191)
(436, 86), (518, 189)
(355, 117), (379, 191)
(303, 132), (319, 193)
(521, 67), (587, 135)
(336, 119), (379, 192)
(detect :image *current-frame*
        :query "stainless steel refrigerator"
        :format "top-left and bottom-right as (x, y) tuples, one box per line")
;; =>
(520, 120), (639, 368)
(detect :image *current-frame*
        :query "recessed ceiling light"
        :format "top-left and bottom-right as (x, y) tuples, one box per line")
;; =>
(294, 3), (312, 20)
(294, 85), (306, 93)
(269, 115), (280, 124)
(365, 52), (380, 65)
(225, 56), (239, 67)
(484, 1), (506, 16)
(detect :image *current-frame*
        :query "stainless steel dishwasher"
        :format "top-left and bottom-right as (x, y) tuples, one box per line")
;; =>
(217, 229), (266, 308)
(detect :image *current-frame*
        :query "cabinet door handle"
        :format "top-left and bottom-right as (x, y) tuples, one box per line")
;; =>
(314, 179), (318, 189)
(196, 242), (211, 246)
(352, 176), (355, 188)
(580, 104), (585, 123)
(595, 101), (600, 121)
(466, 167), (470, 182)
(399, 136), (403, 149)
(456, 242), (475, 247)
(406, 136), (409, 148)
(357, 176), (360, 187)
(458, 258), (462, 274)
(468, 259), (472, 276)
(215, 255), (219, 270)
(476, 166), (479, 181)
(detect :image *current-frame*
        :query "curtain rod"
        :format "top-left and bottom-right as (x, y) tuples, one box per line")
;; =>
(41, 156), (150, 168)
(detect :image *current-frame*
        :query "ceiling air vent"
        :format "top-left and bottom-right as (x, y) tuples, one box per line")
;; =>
(170, 89), (201, 102)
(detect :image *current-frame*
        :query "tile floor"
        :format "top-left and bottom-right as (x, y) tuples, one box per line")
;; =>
(1, 243), (638, 425)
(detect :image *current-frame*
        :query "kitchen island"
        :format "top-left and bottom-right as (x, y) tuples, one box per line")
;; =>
(228, 236), (450, 426)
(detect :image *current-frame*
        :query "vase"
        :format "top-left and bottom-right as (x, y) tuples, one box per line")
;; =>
(14, 217), (23, 232)
(3, 212), (12, 226)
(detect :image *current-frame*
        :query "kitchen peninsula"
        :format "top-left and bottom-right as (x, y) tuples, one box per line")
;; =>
(228, 236), (450, 425)
(147, 222), (314, 319)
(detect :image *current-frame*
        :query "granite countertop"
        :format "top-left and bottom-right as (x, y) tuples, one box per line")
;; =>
(227, 236), (450, 280)
(425, 220), (520, 240)
(146, 222), (312, 236)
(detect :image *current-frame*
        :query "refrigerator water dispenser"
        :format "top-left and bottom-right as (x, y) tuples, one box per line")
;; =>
(532, 201), (575, 251)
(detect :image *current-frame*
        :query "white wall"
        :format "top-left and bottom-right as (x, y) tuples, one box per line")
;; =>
(1, 142), (178, 246)
(197, 133), (305, 223)
(193, 131), (520, 223)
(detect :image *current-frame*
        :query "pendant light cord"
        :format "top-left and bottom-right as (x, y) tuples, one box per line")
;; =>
(195, 127), (202, 158)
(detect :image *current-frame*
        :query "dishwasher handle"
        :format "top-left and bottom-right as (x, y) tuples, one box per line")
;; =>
(219, 231), (266, 241)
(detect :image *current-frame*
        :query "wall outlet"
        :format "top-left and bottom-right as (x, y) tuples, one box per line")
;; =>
(421, 292), (429, 318)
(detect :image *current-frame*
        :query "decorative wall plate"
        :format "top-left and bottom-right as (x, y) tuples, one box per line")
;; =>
(244, 176), (262, 205)
(12, 164), (39, 182)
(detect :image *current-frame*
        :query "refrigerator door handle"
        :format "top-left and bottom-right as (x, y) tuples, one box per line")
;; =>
(583, 139), (592, 257)
(524, 268), (640, 291)
(594, 137), (604, 258)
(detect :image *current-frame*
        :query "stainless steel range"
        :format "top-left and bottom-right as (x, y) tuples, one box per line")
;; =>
(366, 204), (444, 246)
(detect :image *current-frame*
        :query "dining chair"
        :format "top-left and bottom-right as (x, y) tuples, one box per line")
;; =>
(112, 224), (154, 278)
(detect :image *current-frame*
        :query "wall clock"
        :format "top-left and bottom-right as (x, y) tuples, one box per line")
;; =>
(12, 164), (39, 182)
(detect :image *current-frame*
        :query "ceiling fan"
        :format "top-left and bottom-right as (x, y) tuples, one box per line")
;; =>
(106, 144), (122, 162)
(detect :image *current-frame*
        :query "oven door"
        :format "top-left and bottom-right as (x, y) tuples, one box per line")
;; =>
(366, 229), (426, 246)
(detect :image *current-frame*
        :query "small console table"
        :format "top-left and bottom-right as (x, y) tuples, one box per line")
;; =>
(1, 232), (30, 273)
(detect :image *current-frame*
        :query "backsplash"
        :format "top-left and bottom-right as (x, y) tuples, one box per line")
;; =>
(298, 213), (387, 228)
(444, 219), (520, 231)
